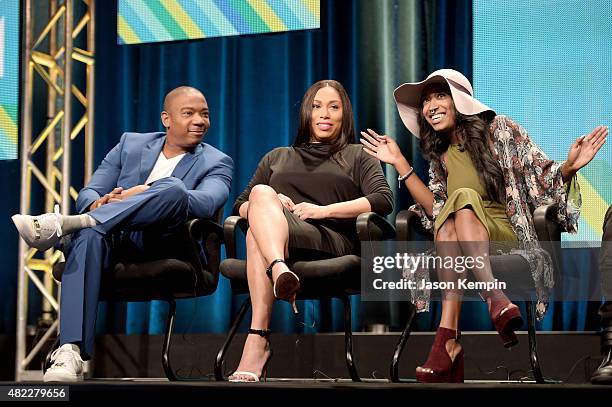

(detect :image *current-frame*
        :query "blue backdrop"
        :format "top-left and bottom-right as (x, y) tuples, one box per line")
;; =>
(0, 0), (602, 338)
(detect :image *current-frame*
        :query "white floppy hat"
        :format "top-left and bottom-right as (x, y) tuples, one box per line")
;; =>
(393, 69), (495, 138)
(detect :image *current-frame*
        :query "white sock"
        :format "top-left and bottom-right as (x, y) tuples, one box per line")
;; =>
(60, 214), (97, 235)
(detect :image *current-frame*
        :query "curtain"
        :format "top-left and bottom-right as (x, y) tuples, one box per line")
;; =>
(0, 0), (598, 336)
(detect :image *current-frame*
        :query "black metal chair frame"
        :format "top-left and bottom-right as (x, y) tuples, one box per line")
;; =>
(48, 209), (224, 381)
(214, 212), (396, 382)
(389, 204), (561, 383)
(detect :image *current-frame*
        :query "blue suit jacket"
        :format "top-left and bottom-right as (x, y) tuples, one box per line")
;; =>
(76, 132), (233, 219)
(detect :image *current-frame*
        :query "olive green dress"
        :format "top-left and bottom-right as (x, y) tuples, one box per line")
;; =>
(433, 144), (517, 247)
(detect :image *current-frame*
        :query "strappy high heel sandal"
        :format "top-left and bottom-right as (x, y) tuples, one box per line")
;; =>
(228, 328), (273, 382)
(481, 289), (524, 348)
(266, 259), (300, 314)
(416, 327), (464, 383)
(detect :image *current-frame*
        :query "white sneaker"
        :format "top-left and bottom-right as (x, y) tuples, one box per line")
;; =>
(43, 344), (84, 382)
(12, 205), (62, 251)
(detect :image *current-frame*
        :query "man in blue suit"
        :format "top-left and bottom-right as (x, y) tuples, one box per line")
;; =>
(12, 86), (233, 381)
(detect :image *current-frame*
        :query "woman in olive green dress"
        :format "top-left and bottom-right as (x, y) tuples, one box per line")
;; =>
(361, 69), (607, 383)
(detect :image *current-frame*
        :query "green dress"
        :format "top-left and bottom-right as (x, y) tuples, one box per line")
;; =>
(433, 144), (517, 247)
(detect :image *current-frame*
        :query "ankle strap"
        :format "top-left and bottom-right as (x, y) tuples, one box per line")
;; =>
(437, 326), (461, 340)
(266, 259), (286, 279)
(248, 328), (272, 337)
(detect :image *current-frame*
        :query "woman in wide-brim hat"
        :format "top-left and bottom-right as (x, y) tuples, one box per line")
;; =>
(361, 68), (607, 383)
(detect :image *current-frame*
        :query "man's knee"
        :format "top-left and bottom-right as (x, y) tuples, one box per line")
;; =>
(249, 184), (277, 203)
(153, 177), (188, 203)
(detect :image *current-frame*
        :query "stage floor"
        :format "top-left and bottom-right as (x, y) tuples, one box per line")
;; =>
(2, 331), (608, 384)
(2, 379), (612, 402)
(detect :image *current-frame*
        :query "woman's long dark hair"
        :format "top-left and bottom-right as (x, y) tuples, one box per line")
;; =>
(292, 80), (355, 165)
(418, 105), (505, 204)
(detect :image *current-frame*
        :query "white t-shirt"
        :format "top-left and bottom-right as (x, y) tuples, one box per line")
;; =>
(144, 151), (186, 185)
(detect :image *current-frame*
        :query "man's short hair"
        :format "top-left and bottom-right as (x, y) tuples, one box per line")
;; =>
(163, 86), (204, 111)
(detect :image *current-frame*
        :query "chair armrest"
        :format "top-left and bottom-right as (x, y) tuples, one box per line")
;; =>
(356, 212), (395, 241)
(533, 204), (561, 241)
(395, 209), (432, 241)
(186, 218), (223, 241)
(182, 218), (224, 282)
(52, 217), (223, 282)
(223, 216), (248, 259)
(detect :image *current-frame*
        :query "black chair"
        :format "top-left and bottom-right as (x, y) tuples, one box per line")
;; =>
(214, 212), (396, 382)
(390, 204), (561, 383)
(49, 208), (224, 381)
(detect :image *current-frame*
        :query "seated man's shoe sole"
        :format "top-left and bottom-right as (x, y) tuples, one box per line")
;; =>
(43, 371), (84, 382)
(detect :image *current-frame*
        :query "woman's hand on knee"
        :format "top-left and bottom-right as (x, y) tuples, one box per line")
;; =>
(293, 202), (328, 220)
(277, 194), (295, 211)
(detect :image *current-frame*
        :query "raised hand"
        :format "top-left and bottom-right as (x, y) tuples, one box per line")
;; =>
(359, 128), (406, 166)
(565, 125), (608, 172)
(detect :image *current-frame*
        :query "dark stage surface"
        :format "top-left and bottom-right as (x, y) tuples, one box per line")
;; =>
(2, 331), (609, 384)
(3, 332), (612, 402)
(85, 331), (608, 383)
(2, 380), (612, 402)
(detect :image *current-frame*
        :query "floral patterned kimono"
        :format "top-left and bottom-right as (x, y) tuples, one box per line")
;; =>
(409, 115), (582, 318)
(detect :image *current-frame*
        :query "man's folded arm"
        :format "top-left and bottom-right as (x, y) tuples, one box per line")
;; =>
(187, 155), (234, 219)
(76, 134), (127, 213)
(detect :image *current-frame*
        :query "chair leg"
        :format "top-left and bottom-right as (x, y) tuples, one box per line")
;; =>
(390, 302), (416, 382)
(162, 300), (177, 381)
(526, 300), (544, 383)
(214, 296), (252, 381)
(342, 295), (361, 382)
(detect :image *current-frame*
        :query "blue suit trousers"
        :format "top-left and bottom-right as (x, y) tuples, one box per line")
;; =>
(59, 177), (189, 359)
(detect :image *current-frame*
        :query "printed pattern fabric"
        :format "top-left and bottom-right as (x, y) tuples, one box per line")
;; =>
(407, 115), (581, 319)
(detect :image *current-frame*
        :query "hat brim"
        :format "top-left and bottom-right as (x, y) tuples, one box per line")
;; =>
(393, 74), (495, 138)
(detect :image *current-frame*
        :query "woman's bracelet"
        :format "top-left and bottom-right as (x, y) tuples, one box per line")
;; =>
(397, 167), (415, 189)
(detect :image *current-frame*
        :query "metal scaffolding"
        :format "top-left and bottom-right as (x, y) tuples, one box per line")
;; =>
(16, 0), (95, 381)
